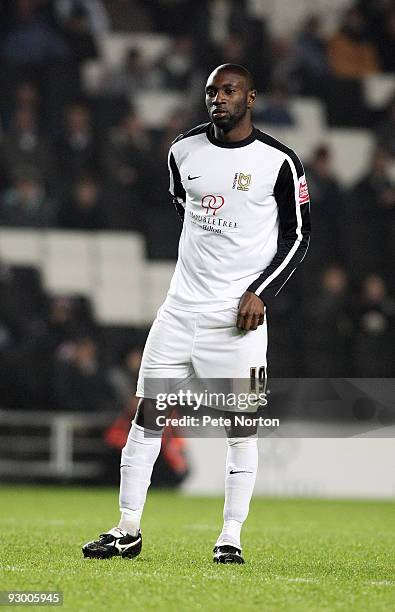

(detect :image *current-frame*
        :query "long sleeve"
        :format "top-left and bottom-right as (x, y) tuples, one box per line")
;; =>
(247, 156), (311, 305)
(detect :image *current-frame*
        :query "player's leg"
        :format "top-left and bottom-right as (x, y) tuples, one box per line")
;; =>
(118, 398), (171, 536)
(213, 419), (258, 564)
(192, 307), (267, 563)
(82, 304), (195, 560)
(82, 398), (172, 560)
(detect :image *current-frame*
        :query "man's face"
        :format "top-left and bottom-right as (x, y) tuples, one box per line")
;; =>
(205, 70), (254, 131)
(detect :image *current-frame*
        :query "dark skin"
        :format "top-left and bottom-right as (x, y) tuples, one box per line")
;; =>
(205, 66), (265, 331)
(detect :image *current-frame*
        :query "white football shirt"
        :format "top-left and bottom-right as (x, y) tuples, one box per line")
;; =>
(166, 123), (311, 312)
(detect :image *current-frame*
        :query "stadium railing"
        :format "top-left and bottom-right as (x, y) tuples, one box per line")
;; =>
(0, 409), (114, 481)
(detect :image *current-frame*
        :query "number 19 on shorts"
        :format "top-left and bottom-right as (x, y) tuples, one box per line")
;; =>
(249, 366), (267, 396)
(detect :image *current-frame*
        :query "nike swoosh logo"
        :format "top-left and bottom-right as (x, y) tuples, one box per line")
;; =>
(188, 174), (202, 180)
(229, 470), (253, 474)
(114, 536), (141, 553)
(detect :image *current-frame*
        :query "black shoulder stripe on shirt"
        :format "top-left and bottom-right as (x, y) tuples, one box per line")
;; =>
(171, 123), (210, 145)
(254, 130), (305, 179)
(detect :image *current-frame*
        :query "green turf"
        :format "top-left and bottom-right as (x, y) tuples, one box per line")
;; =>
(0, 486), (394, 611)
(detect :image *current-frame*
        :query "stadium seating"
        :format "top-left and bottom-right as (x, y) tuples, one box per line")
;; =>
(99, 32), (171, 67)
(251, 0), (350, 36)
(93, 233), (145, 324)
(42, 232), (94, 296)
(0, 229), (42, 266)
(327, 128), (374, 185)
(135, 91), (184, 128)
(363, 74), (395, 109)
(143, 261), (176, 323)
(0, 229), (151, 325)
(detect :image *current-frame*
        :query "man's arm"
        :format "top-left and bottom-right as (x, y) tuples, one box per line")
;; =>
(237, 155), (311, 330)
(248, 156), (311, 304)
(168, 149), (186, 221)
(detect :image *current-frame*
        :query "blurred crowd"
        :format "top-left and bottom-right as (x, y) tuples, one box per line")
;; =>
(0, 0), (394, 414)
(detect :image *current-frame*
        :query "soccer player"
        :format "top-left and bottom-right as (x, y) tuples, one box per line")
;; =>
(82, 64), (311, 564)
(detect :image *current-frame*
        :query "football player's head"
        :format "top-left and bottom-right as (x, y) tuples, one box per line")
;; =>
(205, 64), (256, 132)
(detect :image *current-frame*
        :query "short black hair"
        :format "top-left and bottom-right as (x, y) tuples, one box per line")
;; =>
(213, 64), (255, 91)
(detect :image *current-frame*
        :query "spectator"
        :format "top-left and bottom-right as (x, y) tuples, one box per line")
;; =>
(54, 103), (99, 197)
(304, 145), (346, 287)
(0, 265), (15, 404)
(53, 335), (116, 412)
(58, 176), (108, 230)
(103, 111), (151, 229)
(1, 107), (51, 184)
(152, 109), (194, 160)
(108, 346), (142, 409)
(0, 263), (50, 408)
(270, 37), (299, 94)
(328, 7), (380, 78)
(326, 7), (379, 126)
(149, 0), (201, 36)
(54, 1), (99, 64)
(254, 87), (295, 126)
(99, 47), (155, 98)
(0, 263), (25, 346)
(14, 80), (40, 112)
(358, 0), (395, 72)
(102, 0), (153, 33)
(0, 80), (41, 131)
(376, 95), (395, 157)
(188, 0), (271, 91)
(266, 288), (300, 376)
(377, 9), (395, 72)
(348, 146), (395, 281)
(45, 295), (95, 348)
(357, 0), (391, 39)
(14, 295), (98, 410)
(0, 174), (56, 227)
(0, 1), (74, 130)
(294, 15), (330, 96)
(213, 34), (249, 70)
(0, 0), (69, 66)
(54, 0), (110, 44)
(354, 275), (395, 376)
(145, 111), (190, 258)
(304, 265), (354, 376)
(149, 108), (193, 196)
(154, 36), (196, 90)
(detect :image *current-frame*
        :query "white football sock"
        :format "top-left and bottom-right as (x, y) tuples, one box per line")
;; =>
(118, 420), (162, 536)
(215, 436), (258, 550)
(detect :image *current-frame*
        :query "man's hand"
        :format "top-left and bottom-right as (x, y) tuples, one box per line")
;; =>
(237, 291), (265, 331)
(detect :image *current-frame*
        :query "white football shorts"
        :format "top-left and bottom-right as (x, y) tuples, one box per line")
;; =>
(136, 303), (267, 406)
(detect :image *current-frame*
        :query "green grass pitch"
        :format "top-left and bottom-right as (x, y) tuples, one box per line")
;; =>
(1, 486), (394, 611)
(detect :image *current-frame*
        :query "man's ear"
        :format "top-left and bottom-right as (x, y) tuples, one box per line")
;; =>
(248, 90), (257, 109)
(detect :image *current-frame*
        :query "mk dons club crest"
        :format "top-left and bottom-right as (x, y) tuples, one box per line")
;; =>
(233, 172), (251, 191)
